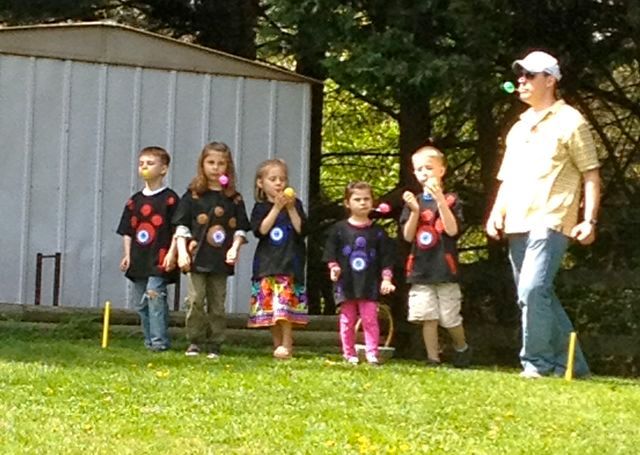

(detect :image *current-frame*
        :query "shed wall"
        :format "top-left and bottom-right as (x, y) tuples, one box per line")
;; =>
(0, 53), (311, 312)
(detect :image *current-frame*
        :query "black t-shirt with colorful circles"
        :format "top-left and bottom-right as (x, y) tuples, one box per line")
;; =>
(172, 189), (251, 275)
(117, 188), (180, 283)
(399, 192), (463, 284)
(250, 199), (307, 282)
(323, 220), (395, 303)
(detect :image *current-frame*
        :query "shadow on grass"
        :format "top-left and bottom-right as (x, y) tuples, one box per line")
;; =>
(0, 320), (343, 371)
(1, 321), (638, 387)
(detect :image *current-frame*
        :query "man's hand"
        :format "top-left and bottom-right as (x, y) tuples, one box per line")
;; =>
(485, 212), (504, 240)
(571, 221), (596, 245)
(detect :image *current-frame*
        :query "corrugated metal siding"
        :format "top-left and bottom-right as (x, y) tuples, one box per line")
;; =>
(0, 53), (311, 313)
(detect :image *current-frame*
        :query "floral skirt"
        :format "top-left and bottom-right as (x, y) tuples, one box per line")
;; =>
(248, 275), (308, 327)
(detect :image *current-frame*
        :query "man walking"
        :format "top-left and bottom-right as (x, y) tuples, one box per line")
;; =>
(486, 51), (600, 378)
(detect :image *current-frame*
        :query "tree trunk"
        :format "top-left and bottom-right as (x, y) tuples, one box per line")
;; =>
(295, 36), (329, 314)
(192, 0), (260, 59)
(475, 95), (503, 262)
(398, 96), (431, 187)
(391, 95), (432, 353)
(475, 96), (518, 323)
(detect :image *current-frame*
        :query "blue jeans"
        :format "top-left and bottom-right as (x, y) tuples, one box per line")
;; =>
(132, 276), (170, 350)
(508, 228), (590, 377)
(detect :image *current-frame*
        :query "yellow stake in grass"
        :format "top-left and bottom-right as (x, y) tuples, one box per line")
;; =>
(564, 331), (577, 381)
(101, 300), (111, 348)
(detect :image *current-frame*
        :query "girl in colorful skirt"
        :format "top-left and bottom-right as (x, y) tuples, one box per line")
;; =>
(248, 159), (308, 359)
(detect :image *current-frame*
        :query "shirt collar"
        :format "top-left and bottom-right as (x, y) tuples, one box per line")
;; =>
(142, 186), (166, 196)
(520, 99), (565, 127)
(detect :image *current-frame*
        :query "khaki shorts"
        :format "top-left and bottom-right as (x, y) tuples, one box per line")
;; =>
(407, 283), (463, 328)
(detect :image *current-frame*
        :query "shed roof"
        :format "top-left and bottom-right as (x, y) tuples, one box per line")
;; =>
(0, 22), (319, 84)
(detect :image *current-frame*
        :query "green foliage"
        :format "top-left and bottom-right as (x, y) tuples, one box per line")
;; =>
(1, 322), (640, 453)
(321, 79), (400, 202)
(564, 286), (639, 337)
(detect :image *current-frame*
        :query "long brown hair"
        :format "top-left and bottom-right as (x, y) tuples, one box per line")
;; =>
(188, 142), (237, 197)
(254, 158), (288, 202)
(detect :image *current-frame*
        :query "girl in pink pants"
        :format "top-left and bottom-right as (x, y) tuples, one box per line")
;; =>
(323, 182), (396, 365)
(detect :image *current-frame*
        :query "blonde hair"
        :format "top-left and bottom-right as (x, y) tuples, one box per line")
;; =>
(412, 145), (448, 168)
(254, 158), (288, 202)
(188, 142), (237, 197)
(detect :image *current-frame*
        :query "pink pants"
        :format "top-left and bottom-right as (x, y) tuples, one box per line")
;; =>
(339, 300), (379, 359)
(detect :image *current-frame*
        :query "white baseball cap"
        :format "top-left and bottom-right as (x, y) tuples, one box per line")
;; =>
(512, 51), (562, 80)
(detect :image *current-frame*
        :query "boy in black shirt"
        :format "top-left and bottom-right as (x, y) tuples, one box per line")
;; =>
(117, 146), (179, 351)
(400, 146), (471, 367)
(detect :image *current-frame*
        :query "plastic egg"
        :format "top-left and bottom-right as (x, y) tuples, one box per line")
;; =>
(376, 202), (391, 214)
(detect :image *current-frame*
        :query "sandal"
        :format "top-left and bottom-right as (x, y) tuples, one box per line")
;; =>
(273, 346), (291, 360)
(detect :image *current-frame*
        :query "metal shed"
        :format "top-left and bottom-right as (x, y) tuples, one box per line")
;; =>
(0, 22), (316, 312)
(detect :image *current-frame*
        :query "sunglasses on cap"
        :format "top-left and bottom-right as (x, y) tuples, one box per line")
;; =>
(519, 70), (546, 80)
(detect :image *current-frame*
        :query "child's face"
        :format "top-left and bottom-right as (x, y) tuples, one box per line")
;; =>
(257, 165), (287, 201)
(345, 188), (373, 218)
(412, 152), (445, 188)
(138, 153), (167, 181)
(202, 151), (229, 187)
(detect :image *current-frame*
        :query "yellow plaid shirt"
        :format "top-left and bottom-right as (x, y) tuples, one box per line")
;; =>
(497, 100), (600, 236)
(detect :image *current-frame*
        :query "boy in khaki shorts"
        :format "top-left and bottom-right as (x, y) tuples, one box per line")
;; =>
(400, 145), (471, 367)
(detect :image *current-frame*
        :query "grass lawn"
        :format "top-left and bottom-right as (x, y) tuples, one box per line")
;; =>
(0, 321), (638, 454)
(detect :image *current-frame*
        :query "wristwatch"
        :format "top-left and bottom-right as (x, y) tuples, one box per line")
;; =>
(586, 219), (598, 226)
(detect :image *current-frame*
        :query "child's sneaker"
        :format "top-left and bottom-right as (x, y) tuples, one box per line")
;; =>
(206, 344), (221, 359)
(366, 354), (380, 366)
(453, 345), (472, 368)
(346, 356), (359, 365)
(185, 344), (200, 356)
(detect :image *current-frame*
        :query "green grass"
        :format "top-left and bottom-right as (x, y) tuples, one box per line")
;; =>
(0, 322), (638, 454)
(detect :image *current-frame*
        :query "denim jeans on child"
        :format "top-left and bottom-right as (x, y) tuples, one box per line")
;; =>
(508, 228), (590, 377)
(132, 276), (170, 350)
